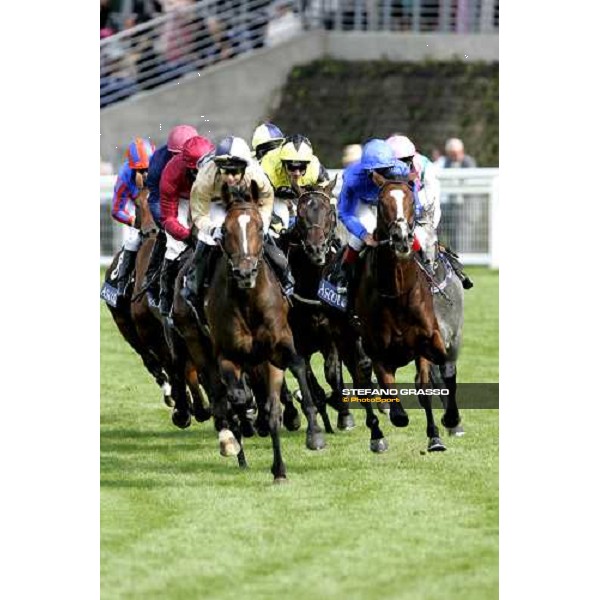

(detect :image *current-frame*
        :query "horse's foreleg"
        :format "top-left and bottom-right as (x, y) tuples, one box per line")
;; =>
(185, 360), (211, 422)
(280, 379), (301, 432)
(285, 352), (326, 451)
(266, 362), (287, 482)
(416, 357), (446, 452)
(439, 361), (463, 435)
(324, 346), (355, 431)
(373, 361), (409, 428)
(307, 362), (334, 434)
(169, 330), (192, 429)
(215, 357), (241, 457)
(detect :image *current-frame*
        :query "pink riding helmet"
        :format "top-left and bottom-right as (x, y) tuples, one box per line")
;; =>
(386, 135), (416, 159)
(167, 125), (199, 153)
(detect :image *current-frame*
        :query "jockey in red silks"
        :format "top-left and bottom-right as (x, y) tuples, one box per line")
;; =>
(143, 125), (199, 305)
(111, 137), (155, 296)
(158, 135), (215, 316)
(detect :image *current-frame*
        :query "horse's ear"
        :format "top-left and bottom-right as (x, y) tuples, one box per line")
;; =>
(371, 171), (387, 188)
(221, 182), (232, 207)
(324, 175), (337, 197)
(250, 179), (260, 204)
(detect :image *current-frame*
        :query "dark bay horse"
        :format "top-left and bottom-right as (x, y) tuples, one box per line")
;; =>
(205, 181), (325, 481)
(353, 176), (462, 451)
(280, 180), (356, 432)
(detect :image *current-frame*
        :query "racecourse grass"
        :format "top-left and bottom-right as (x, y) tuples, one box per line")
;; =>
(101, 267), (498, 600)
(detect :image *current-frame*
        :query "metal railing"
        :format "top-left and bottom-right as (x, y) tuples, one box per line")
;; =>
(101, 0), (499, 108)
(100, 168), (498, 267)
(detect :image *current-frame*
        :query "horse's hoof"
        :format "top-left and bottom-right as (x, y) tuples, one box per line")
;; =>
(370, 437), (389, 453)
(283, 408), (302, 431)
(219, 430), (241, 457)
(163, 394), (175, 408)
(390, 412), (410, 427)
(337, 413), (356, 431)
(441, 414), (461, 430)
(238, 459), (249, 469)
(447, 424), (465, 437)
(171, 408), (191, 429)
(241, 420), (256, 438)
(427, 437), (447, 452)
(273, 476), (288, 484)
(193, 407), (212, 423)
(306, 430), (326, 451)
(292, 389), (303, 403)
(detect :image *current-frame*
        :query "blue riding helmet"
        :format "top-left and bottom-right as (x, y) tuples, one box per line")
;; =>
(360, 139), (397, 172)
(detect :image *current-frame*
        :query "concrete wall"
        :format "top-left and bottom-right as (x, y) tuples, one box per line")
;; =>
(325, 32), (499, 62)
(100, 31), (498, 166)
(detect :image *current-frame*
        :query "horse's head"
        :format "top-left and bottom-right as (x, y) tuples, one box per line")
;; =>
(293, 177), (337, 266)
(375, 177), (415, 259)
(220, 180), (264, 288)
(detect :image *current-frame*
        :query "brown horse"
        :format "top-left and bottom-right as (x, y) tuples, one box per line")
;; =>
(353, 176), (450, 451)
(205, 180), (325, 481)
(102, 186), (210, 422)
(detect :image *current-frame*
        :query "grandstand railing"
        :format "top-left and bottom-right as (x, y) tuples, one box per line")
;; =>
(101, 0), (499, 108)
(100, 168), (499, 268)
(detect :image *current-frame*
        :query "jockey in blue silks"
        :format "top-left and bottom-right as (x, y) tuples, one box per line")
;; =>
(333, 139), (413, 298)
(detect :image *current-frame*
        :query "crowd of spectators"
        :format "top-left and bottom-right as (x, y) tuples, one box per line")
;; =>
(101, 1), (307, 108)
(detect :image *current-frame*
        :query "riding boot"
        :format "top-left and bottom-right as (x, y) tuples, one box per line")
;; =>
(441, 245), (474, 289)
(158, 258), (179, 316)
(182, 241), (212, 308)
(117, 249), (137, 297)
(331, 246), (359, 295)
(264, 236), (295, 297)
(144, 231), (166, 305)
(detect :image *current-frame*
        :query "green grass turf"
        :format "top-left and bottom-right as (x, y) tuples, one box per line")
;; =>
(100, 266), (498, 600)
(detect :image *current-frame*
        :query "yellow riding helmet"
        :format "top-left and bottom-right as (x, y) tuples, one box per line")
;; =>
(279, 134), (314, 164)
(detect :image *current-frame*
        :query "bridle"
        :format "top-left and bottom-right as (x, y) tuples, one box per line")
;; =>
(294, 190), (337, 252)
(376, 182), (416, 248)
(219, 201), (265, 271)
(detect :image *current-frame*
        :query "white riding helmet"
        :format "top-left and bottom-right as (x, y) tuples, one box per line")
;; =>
(214, 136), (253, 167)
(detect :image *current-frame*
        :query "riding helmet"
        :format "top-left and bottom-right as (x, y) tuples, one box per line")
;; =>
(167, 125), (199, 153)
(126, 137), (155, 170)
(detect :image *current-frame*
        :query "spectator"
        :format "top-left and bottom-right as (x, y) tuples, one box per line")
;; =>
(265, 1), (303, 48)
(204, 16), (233, 64)
(100, 45), (139, 107)
(342, 144), (362, 167)
(100, 0), (119, 38)
(439, 138), (477, 169)
(122, 0), (163, 30)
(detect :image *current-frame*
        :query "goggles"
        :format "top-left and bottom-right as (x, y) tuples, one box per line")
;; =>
(284, 161), (309, 174)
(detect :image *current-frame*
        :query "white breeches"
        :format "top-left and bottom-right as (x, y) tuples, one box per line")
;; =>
(347, 202), (377, 251)
(165, 198), (191, 260)
(415, 222), (438, 264)
(123, 225), (142, 251)
(197, 201), (228, 246)
(273, 197), (292, 230)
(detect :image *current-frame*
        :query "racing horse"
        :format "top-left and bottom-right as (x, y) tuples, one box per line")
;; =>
(101, 185), (209, 421)
(353, 175), (463, 452)
(204, 180), (325, 481)
(279, 179), (356, 432)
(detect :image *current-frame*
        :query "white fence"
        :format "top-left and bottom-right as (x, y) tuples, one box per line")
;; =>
(100, 168), (498, 268)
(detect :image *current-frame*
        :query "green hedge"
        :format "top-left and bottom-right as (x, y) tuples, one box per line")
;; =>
(271, 59), (498, 168)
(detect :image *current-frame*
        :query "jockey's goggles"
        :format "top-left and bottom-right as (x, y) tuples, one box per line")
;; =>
(370, 166), (396, 178)
(284, 161), (309, 174)
(219, 165), (245, 176)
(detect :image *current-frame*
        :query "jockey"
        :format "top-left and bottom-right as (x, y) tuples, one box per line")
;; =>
(333, 139), (410, 303)
(144, 124), (199, 304)
(386, 134), (473, 289)
(260, 134), (331, 234)
(251, 122), (285, 162)
(188, 135), (295, 308)
(111, 137), (155, 296)
(158, 135), (215, 316)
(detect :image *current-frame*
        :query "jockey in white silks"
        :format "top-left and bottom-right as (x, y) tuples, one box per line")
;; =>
(386, 135), (473, 289)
